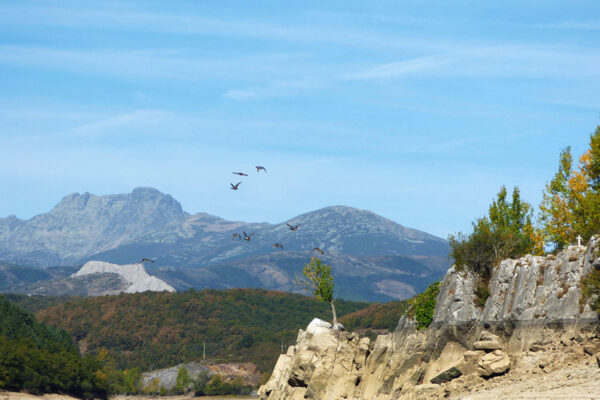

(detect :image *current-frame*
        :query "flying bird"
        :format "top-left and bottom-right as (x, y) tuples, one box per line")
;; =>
(243, 232), (255, 241)
(233, 172), (248, 176)
(287, 223), (301, 231)
(273, 243), (284, 249)
(312, 247), (325, 255)
(256, 166), (266, 173)
(138, 258), (155, 263)
(232, 233), (241, 240)
(230, 182), (242, 190)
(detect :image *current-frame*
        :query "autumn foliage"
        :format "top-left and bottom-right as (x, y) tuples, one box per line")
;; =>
(448, 124), (600, 285)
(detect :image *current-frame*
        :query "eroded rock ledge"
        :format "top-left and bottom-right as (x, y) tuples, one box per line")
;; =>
(258, 238), (600, 399)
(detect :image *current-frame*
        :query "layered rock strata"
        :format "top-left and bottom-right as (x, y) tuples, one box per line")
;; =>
(259, 238), (600, 399)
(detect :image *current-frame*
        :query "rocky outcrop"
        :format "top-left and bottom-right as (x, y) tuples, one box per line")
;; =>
(259, 237), (600, 399)
(258, 319), (371, 400)
(434, 241), (597, 325)
(142, 362), (211, 390)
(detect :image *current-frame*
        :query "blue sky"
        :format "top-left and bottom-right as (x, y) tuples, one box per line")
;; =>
(1, 0), (599, 238)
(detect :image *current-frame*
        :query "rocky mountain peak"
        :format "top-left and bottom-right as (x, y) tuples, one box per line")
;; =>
(255, 205), (448, 257)
(0, 187), (189, 266)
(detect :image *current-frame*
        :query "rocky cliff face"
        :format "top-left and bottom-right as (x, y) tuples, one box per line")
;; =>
(259, 238), (600, 399)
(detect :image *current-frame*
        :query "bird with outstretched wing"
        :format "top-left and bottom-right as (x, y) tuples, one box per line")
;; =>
(286, 223), (301, 231)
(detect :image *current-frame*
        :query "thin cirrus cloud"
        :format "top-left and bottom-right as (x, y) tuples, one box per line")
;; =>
(222, 43), (600, 100)
(222, 76), (324, 100)
(0, 45), (303, 83)
(342, 45), (600, 82)
(341, 55), (453, 80)
(1, 109), (171, 146)
(0, 3), (446, 52)
(534, 20), (600, 31)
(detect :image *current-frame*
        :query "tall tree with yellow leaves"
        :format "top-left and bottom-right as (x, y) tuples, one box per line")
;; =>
(540, 126), (600, 250)
(539, 147), (575, 250)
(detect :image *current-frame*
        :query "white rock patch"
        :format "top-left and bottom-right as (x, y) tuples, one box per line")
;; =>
(72, 260), (175, 293)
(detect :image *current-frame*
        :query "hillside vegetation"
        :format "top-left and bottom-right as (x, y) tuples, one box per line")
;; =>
(340, 299), (409, 333)
(33, 289), (369, 372)
(0, 295), (106, 398)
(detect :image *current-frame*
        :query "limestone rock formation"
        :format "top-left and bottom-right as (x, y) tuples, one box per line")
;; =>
(258, 237), (600, 399)
(477, 350), (510, 377)
(142, 362), (211, 390)
(258, 318), (370, 400)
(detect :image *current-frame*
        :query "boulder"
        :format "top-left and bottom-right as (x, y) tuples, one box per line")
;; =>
(583, 345), (598, 356)
(430, 367), (462, 384)
(473, 340), (502, 351)
(477, 350), (510, 377)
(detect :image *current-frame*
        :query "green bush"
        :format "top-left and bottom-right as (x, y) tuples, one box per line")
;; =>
(580, 269), (600, 312)
(409, 281), (442, 330)
(474, 283), (491, 308)
(449, 186), (534, 280)
(192, 371), (211, 396)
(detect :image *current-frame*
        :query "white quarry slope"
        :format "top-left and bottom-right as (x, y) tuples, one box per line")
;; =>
(72, 260), (175, 293)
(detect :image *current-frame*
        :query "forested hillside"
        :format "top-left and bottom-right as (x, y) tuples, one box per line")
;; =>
(34, 289), (369, 372)
(340, 299), (410, 334)
(0, 295), (106, 398)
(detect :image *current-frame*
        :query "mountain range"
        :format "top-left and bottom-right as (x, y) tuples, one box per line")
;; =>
(0, 187), (450, 301)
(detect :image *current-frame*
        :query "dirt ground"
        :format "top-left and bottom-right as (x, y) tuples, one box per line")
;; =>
(2, 345), (600, 400)
(441, 342), (600, 400)
(0, 394), (255, 400)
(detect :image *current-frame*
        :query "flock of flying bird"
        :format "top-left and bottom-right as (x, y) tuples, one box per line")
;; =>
(136, 165), (324, 265)
(229, 166), (325, 255)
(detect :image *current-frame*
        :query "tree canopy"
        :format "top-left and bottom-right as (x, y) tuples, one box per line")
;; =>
(298, 257), (338, 326)
(448, 186), (535, 279)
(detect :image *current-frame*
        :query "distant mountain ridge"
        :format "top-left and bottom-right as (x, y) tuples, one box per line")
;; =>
(0, 187), (450, 301)
(0, 187), (188, 266)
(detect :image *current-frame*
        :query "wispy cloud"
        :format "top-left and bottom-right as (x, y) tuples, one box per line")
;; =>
(223, 77), (324, 100)
(0, 3), (439, 52)
(341, 45), (600, 82)
(0, 45), (305, 83)
(1, 109), (170, 146)
(342, 55), (453, 80)
(535, 21), (600, 31)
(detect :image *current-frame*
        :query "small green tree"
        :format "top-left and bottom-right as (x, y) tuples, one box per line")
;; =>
(298, 257), (337, 327)
(193, 371), (211, 396)
(204, 374), (225, 395)
(122, 368), (140, 395)
(174, 366), (190, 394)
(408, 281), (441, 330)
